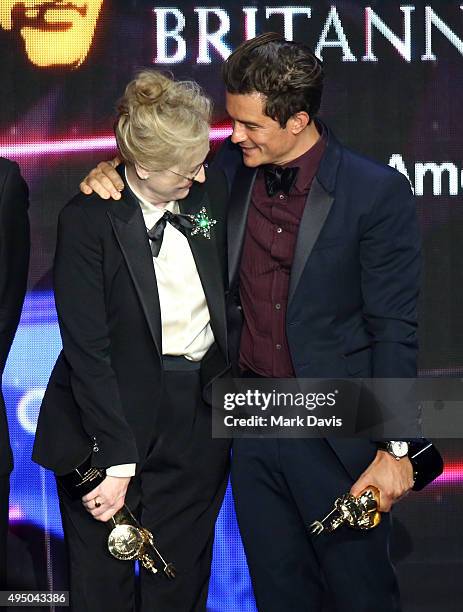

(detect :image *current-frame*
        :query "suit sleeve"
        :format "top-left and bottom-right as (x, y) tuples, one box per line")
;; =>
(360, 172), (421, 378)
(0, 161), (30, 373)
(54, 203), (139, 468)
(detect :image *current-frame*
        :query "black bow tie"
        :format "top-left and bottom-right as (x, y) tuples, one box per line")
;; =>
(264, 166), (299, 198)
(147, 210), (194, 257)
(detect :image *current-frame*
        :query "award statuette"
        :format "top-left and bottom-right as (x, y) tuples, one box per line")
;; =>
(56, 454), (176, 579)
(107, 505), (176, 578)
(310, 486), (381, 536)
(310, 440), (444, 537)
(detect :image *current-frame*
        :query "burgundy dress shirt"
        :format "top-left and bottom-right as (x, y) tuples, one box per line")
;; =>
(239, 133), (326, 377)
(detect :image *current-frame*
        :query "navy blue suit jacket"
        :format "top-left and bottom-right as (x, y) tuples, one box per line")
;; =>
(217, 123), (421, 480)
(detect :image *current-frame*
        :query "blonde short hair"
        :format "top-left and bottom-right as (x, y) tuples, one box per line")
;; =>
(115, 70), (211, 171)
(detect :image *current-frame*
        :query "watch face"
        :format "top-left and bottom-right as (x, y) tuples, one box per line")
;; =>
(390, 441), (409, 458)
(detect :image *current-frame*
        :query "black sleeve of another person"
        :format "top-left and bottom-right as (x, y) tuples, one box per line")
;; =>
(0, 158), (30, 467)
(0, 158), (30, 589)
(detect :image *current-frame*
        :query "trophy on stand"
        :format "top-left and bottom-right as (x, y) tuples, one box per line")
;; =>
(310, 486), (381, 535)
(56, 454), (176, 578)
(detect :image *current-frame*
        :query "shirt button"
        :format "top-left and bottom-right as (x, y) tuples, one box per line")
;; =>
(276, 344), (282, 350)
(275, 303), (281, 310)
(279, 194), (286, 200)
(276, 227), (283, 234)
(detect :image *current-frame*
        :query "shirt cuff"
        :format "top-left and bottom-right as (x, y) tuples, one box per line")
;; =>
(106, 463), (136, 477)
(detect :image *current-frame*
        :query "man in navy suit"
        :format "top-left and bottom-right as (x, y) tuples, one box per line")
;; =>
(81, 33), (420, 611)
(0, 158), (30, 588)
(219, 33), (419, 611)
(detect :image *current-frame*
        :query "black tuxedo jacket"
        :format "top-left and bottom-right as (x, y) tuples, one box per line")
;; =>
(0, 159), (30, 476)
(33, 168), (229, 476)
(217, 124), (421, 479)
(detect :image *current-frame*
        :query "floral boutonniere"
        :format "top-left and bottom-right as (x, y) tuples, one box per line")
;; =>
(188, 207), (217, 239)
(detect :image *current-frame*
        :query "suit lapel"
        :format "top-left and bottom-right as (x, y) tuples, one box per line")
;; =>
(180, 181), (228, 358)
(107, 177), (162, 358)
(288, 177), (334, 305)
(288, 123), (342, 306)
(227, 164), (258, 287)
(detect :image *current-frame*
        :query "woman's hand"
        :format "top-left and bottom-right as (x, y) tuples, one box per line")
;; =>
(79, 156), (124, 200)
(82, 475), (131, 522)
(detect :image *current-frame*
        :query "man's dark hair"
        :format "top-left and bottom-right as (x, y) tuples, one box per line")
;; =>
(222, 32), (324, 127)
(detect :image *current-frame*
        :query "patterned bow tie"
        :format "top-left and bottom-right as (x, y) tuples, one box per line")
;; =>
(263, 166), (299, 198)
(147, 210), (194, 257)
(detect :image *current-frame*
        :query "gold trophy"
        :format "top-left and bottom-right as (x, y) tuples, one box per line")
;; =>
(107, 505), (176, 578)
(310, 486), (381, 535)
(56, 454), (176, 578)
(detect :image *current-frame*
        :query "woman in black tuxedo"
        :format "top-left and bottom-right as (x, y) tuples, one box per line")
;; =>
(33, 70), (230, 611)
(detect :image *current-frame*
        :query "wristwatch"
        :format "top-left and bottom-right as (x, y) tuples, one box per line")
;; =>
(377, 440), (409, 460)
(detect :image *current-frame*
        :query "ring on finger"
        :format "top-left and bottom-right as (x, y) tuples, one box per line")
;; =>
(94, 498), (102, 509)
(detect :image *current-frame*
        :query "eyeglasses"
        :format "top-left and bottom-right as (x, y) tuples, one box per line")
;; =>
(168, 162), (208, 182)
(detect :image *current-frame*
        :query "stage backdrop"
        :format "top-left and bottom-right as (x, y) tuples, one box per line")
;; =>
(1, 2), (462, 610)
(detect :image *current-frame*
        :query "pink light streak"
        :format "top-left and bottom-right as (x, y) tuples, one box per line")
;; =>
(0, 136), (117, 158)
(210, 126), (233, 141)
(432, 462), (463, 486)
(0, 127), (233, 158)
(9, 505), (25, 521)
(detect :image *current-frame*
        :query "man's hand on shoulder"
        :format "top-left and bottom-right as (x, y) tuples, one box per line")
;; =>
(350, 450), (414, 512)
(79, 156), (124, 200)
